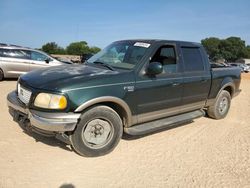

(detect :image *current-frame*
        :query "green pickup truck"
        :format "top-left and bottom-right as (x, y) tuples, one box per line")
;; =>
(7, 40), (241, 157)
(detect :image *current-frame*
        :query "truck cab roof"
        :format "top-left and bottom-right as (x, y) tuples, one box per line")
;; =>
(115, 39), (202, 47)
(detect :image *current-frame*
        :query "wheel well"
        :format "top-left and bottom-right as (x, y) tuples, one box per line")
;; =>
(96, 102), (129, 127)
(223, 86), (233, 97)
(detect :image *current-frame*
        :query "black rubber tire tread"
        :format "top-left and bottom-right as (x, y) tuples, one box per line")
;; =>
(0, 68), (4, 81)
(207, 90), (231, 120)
(70, 105), (123, 157)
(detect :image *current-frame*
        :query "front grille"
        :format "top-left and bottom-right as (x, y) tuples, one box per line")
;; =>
(17, 83), (32, 104)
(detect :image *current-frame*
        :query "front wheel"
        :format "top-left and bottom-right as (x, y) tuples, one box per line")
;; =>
(207, 90), (231, 119)
(70, 105), (123, 157)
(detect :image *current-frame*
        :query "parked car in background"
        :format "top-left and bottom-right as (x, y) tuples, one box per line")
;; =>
(243, 64), (250, 72)
(0, 43), (71, 80)
(229, 63), (249, 73)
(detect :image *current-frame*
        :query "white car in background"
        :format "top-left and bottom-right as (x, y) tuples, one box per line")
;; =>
(0, 43), (72, 81)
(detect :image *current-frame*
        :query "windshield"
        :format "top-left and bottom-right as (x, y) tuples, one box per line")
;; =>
(87, 41), (150, 70)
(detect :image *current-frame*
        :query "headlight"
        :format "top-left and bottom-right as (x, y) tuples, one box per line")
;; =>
(34, 93), (67, 109)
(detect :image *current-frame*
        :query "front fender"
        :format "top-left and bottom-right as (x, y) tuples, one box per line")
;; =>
(74, 96), (133, 127)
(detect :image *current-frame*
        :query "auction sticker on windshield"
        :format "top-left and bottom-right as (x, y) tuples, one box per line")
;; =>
(134, 42), (151, 48)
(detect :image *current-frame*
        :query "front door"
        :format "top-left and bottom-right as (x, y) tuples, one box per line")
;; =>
(135, 44), (183, 124)
(29, 50), (51, 71)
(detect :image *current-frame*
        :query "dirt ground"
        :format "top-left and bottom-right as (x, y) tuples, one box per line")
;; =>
(0, 74), (250, 188)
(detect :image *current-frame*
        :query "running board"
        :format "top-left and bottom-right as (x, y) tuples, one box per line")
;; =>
(124, 110), (205, 136)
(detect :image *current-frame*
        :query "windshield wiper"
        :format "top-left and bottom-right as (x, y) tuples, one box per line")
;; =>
(92, 61), (115, 71)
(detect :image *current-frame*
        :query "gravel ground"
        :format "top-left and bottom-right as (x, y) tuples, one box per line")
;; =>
(0, 74), (250, 188)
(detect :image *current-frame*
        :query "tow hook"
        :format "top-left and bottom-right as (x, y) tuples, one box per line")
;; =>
(18, 117), (32, 132)
(55, 133), (71, 145)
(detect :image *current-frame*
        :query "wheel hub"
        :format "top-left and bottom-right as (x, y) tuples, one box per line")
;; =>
(219, 97), (228, 114)
(82, 119), (113, 148)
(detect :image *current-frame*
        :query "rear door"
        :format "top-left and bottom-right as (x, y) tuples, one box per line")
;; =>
(0, 48), (30, 77)
(180, 46), (211, 110)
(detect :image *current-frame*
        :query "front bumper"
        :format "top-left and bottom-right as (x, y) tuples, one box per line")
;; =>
(7, 91), (81, 133)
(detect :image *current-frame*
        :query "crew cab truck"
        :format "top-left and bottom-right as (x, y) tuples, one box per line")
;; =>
(7, 40), (241, 157)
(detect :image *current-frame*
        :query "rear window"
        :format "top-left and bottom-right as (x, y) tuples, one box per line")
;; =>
(181, 47), (204, 71)
(0, 48), (30, 60)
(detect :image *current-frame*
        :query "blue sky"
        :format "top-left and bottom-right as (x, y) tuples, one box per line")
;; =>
(0, 0), (250, 48)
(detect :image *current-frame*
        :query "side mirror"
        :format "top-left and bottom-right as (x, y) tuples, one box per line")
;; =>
(146, 62), (163, 75)
(45, 58), (51, 64)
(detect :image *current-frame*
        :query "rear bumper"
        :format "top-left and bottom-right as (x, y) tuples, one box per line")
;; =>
(7, 91), (81, 133)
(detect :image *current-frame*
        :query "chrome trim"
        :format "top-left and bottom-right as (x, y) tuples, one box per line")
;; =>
(29, 110), (80, 120)
(7, 96), (28, 114)
(29, 112), (80, 132)
(17, 83), (32, 104)
(7, 91), (81, 132)
(75, 96), (133, 127)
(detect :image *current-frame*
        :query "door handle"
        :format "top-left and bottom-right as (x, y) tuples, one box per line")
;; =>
(201, 79), (207, 83)
(172, 83), (180, 86)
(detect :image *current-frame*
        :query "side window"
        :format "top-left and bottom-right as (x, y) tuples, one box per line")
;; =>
(0, 49), (11, 57)
(0, 49), (30, 60)
(31, 51), (48, 61)
(151, 45), (177, 74)
(181, 47), (204, 72)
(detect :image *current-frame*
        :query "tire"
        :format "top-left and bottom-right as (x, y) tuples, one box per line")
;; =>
(70, 105), (123, 157)
(0, 69), (4, 81)
(207, 90), (231, 119)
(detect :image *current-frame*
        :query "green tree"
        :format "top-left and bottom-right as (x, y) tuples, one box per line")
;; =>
(219, 37), (246, 62)
(89, 46), (101, 54)
(243, 45), (250, 58)
(201, 37), (221, 60)
(41, 42), (65, 54)
(201, 36), (249, 62)
(66, 41), (91, 55)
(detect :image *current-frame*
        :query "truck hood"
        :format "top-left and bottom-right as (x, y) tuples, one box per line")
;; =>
(20, 64), (119, 91)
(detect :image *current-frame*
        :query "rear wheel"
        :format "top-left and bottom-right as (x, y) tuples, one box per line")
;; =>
(70, 105), (123, 157)
(0, 69), (4, 81)
(207, 90), (231, 119)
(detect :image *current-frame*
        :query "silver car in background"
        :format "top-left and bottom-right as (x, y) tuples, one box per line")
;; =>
(0, 44), (71, 81)
(229, 63), (250, 73)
